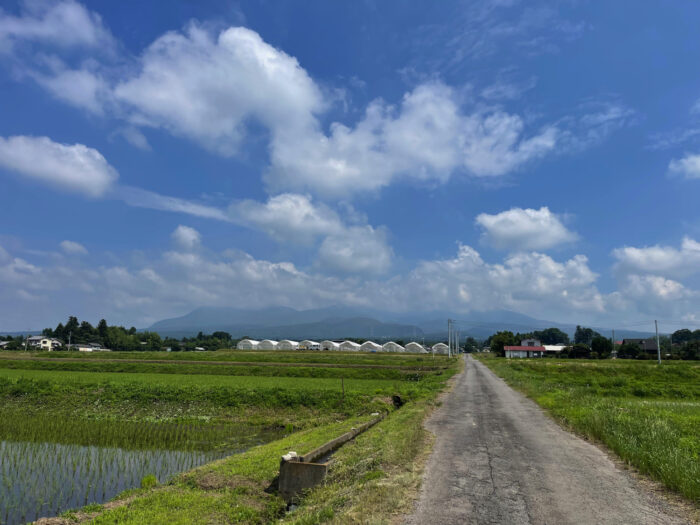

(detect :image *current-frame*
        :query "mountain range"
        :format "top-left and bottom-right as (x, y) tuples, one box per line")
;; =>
(148, 306), (656, 342)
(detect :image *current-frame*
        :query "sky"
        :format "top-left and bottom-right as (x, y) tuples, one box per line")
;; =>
(0, 0), (699, 332)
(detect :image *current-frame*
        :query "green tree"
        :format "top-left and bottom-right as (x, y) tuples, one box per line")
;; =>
(64, 316), (79, 341)
(569, 343), (591, 359)
(574, 326), (601, 346)
(533, 328), (570, 345)
(591, 336), (612, 358)
(490, 331), (516, 357)
(617, 342), (640, 359)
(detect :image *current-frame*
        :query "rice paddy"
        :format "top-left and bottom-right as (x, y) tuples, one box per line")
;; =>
(0, 349), (457, 523)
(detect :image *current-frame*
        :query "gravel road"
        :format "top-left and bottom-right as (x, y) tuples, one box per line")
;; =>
(405, 355), (693, 525)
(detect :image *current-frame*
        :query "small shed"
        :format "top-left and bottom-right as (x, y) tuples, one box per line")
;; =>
(339, 340), (361, 352)
(258, 339), (279, 350)
(382, 341), (405, 353)
(405, 342), (427, 354)
(237, 339), (260, 350)
(278, 340), (300, 350)
(299, 340), (320, 351)
(360, 341), (382, 352)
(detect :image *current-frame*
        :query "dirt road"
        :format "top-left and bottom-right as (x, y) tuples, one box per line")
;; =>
(405, 355), (692, 525)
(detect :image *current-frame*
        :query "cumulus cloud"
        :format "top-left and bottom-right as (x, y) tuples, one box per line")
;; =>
(267, 82), (558, 195)
(229, 193), (342, 245)
(612, 237), (700, 279)
(621, 274), (690, 301)
(475, 206), (577, 251)
(113, 24), (324, 156)
(0, 135), (118, 197)
(60, 240), (88, 255)
(171, 225), (201, 250)
(0, 0), (115, 51)
(668, 153), (700, 180)
(229, 193), (394, 274)
(317, 226), (394, 275)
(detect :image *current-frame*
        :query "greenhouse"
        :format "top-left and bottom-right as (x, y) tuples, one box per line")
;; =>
(320, 340), (341, 351)
(299, 340), (320, 351)
(339, 340), (361, 352)
(359, 341), (382, 352)
(258, 340), (279, 350)
(277, 340), (299, 350)
(405, 342), (428, 354)
(236, 339), (259, 350)
(432, 343), (449, 355)
(382, 341), (405, 353)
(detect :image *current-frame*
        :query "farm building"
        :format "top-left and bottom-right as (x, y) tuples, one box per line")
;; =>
(258, 339), (279, 350)
(382, 341), (405, 353)
(405, 342), (427, 354)
(299, 340), (320, 351)
(321, 340), (341, 351)
(339, 340), (361, 352)
(504, 345), (545, 358)
(360, 341), (382, 352)
(236, 339), (259, 350)
(432, 343), (449, 354)
(543, 345), (566, 354)
(278, 340), (300, 350)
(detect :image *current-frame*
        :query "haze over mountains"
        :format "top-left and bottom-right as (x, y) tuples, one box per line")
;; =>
(148, 306), (654, 341)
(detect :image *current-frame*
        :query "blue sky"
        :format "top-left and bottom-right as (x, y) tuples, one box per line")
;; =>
(1, 0), (699, 331)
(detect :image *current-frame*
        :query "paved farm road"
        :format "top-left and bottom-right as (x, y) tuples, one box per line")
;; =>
(405, 355), (693, 525)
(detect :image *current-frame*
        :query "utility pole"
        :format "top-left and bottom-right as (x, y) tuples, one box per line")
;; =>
(447, 319), (452, 357)
(68, 331), (72, 351)
(447, 319), (452, 358)
(655, 320), (661, 364)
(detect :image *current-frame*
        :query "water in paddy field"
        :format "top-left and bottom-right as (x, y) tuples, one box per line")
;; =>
(0, 429), (282, 525)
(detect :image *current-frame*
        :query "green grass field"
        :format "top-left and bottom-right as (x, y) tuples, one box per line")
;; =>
(475, 355), (700, 503)
(0, 350), (461, 523)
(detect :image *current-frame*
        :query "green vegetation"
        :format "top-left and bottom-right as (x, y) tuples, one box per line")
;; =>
(0, 356), (442, 380)
(0, 349), (460, 523)
(475, 355), (700, 503)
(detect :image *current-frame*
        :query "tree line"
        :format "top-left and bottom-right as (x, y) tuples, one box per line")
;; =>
(0, 317), (235, 352)
(481, 325), (699, 360)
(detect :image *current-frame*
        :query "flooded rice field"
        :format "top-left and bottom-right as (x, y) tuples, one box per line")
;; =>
(0, 425), (282, 525)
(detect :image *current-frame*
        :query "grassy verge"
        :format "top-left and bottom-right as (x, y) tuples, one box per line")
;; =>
(475, 355), (700, 503)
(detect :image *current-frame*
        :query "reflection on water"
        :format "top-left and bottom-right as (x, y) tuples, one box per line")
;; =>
(0, 427), (281, 525)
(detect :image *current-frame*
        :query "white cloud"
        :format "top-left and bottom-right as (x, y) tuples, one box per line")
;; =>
(0, 0), (115, 51)
(113, 24), (324, 156)
(171, 225), (201, 250)
(0, 135), (118, 197)
(621, 274), (689, 301)
(229, 193), (393, 274)
(4, 235), (700, 330)
(612, 237), (700, 279)
(229, 193), (343, 245)
(115, 186), (231, 222)
(390, 245), (603, 314)
(114, 127), (151, 151)
(5, 18), (627, 198)
(266, 82), (559, 195)
(317, 226), (393, 275)
(60, 240), (88, 255)
(475, 206), (577, 251)
(668, 153), (700, 180)
(31, 64), (110, 114)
